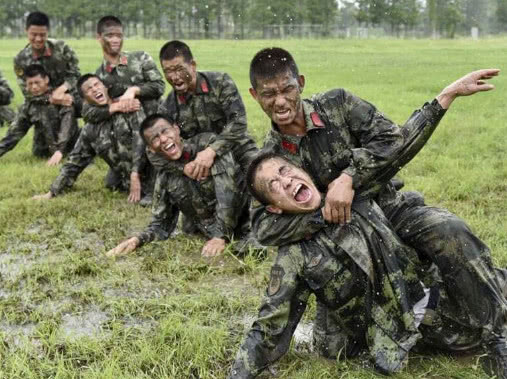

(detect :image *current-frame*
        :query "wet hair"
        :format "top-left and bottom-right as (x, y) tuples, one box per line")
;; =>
(246, 151), (287, 205)
(159, 40), (193, 63)
(26, 11), (50, 29)
(140, 113), (177, 146)
(77, 73), (100, 98)
(249, 47), (299, 89)
(97, 15), (122, 34)
(24, 64), (48, 79)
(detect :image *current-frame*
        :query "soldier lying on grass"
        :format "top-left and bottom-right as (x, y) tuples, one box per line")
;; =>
(0, 64), (79, 166)
(106, 114), (252, 258)
(229, 153), (507, 378)
(32, 74), (153, 204)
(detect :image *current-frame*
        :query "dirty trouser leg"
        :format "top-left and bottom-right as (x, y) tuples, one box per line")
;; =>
(104, 169), (127, 192)
(387, 204), (507, 334)
(32, 128), (50, 158)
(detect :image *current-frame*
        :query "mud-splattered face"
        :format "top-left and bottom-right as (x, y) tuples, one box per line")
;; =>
(97, 25), (123, 57)
(81, 77), (110, 106)
(144, 118), (183, 161)
(250, 70), (305, 127)
(255, 157), (321, 214)
(161, 56), (197, 95)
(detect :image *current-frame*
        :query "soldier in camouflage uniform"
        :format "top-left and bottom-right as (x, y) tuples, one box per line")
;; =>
(32, 74), (151, 203)
(82, 15), (164, 126)
(245, 47), (507, 377)
(0, 65), (79, 165)
(14, 11), (81, 111)
(158, 40), (258, 182)
(229, 154), (507, 378)
(0, 70), (16, 128)
(107, 114), (251, 258)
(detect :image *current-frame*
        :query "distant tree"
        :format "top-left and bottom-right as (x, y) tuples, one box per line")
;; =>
(497, 0), (507, 30)
(306, 0), (338, 34)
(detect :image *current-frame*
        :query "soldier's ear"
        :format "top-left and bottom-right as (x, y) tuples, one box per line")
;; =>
(249, 87), (258, 101)
(266, 205), (283, 214)
(298, 75), (305, 93)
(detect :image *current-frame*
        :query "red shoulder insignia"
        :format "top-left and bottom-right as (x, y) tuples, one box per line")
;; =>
(310, 112), (325, 128)
(281, 140), (298, 155)
(182, 151), (191, 162)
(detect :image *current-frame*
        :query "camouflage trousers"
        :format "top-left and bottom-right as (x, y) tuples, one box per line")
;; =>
(0, 106), (15, 127)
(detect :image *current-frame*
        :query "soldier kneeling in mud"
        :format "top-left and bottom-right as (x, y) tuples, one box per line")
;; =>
(229, 153), (507, 379)
(107, 114), (254, 258)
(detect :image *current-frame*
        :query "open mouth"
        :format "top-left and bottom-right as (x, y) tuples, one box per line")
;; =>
(94, 92), (105, 102)
(293, 183), (312, 203)
(163, 142), (176, 154)
(275, 109), (290, 119)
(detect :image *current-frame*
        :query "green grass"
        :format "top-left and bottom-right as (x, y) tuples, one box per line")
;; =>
(1, 38), (506, 378)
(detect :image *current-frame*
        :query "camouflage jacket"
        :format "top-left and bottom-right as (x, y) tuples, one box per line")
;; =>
(230, 199), (429, 378)
(253, 91), (447, 246)
(136, 133), (249, 246)
(0, 70), (14, 106)
(159, 71), (258, 172)
(82, 51), (165, 124)
(50, 109), (146, 195)
(13, 38), (80, 99)
(0, 92), (79, 158)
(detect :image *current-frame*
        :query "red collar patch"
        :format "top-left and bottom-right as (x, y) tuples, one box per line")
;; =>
(105, 62), (113, 73)
(281, 140), (298, 155)
(200, 80), (209, 93)
(33, 46), (52, 59)
(177, 94), (186, 104)
(182, 151), (191, 162)
(310, 112), (325, 128)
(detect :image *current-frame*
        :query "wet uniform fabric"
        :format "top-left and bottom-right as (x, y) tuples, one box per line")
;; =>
(82, 51), (165, 124)
(0, 70), (16, 127)
(251, 89), (507, 357)
(136, 133), (250, 246)
(49, 109), (148, 195)
(230, 200), (490, 378)
(0, 92), (79, 158)
(159, 71), (258, 172)
(13, 38), (81, 109)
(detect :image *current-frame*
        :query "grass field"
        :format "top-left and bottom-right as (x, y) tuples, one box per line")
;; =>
(0, 37), (506, 378)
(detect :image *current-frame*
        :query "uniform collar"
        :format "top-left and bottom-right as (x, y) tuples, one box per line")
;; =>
(104, 53), (128, 73)
(31, 43), (52, 59)
(302, 100), (326, 132)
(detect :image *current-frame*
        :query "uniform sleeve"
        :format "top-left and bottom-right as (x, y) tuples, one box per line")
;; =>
(61, 43), (81, 91)
(49, 128), (96, 195)
(251, 202), (327, 246)
(13, 53), (29, 98)
(82, 103), (111, 124)
(135, 171), (179, 246)
(229, 246), (310, 378)
(208, 73), (249, 156)
(0, 75), (14, 106)
(52, 105), (78, 153)
(0, 104), (31, 158)
(137, 52), (165, 100)
(129, 109), (147, 173)
(335, 90), (446, 190)
(207, 153), (247, 239)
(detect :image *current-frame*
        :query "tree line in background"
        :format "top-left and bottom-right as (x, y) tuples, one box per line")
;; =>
(0, 0), (506, 39)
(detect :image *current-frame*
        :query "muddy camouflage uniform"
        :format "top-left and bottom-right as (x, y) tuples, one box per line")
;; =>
(49, 109), (148, 195)
(251, 90), (507, 361)
(13, 38), (81, 104)
(82, 51), (165, 124)
(0, 70), (16, 127)
(159, 71), (258, 172)
(135, 133), (250, 246)
(0, 92), (79, 158)
(230, 199), (495, 378)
